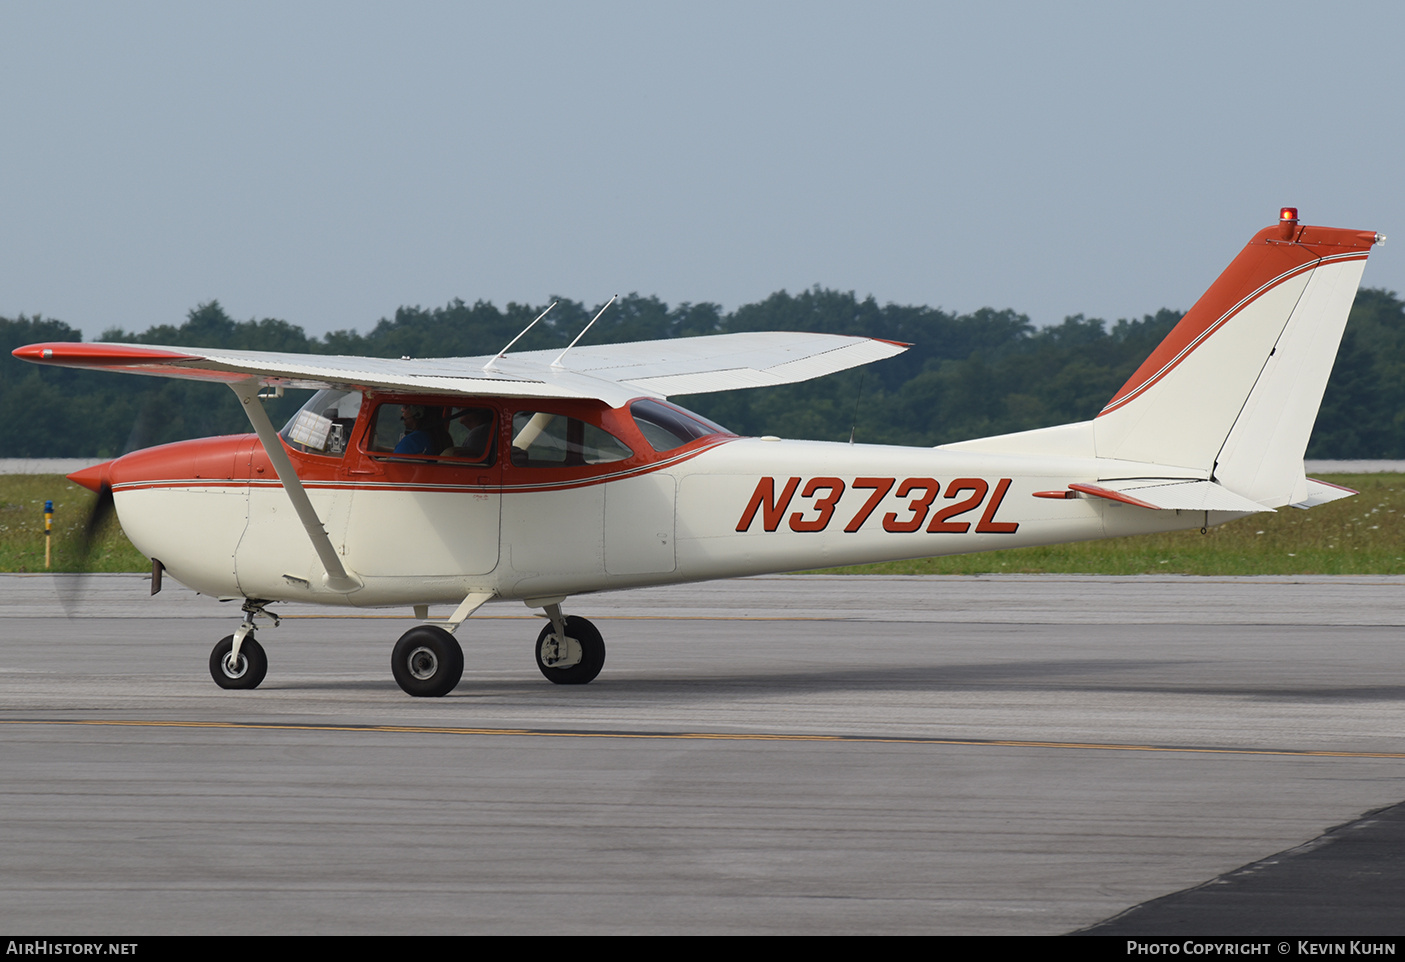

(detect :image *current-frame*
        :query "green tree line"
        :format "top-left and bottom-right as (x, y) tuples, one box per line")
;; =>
(2, 287), (1401, 458)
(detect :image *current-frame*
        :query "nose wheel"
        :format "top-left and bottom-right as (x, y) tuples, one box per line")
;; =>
(210, 634), (268, 689)
(535, 614), (605, 685)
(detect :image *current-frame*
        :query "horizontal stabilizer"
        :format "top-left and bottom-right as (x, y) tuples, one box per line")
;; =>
(1289, 478), (1357, 510)
(1062, 479), (1273, 513)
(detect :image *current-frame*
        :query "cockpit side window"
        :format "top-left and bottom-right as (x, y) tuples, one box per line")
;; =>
(511, 411), (632, 467)
(366, 402), (496, 465)
(281, 389), (363, 457)
(443, 407), (496, 462)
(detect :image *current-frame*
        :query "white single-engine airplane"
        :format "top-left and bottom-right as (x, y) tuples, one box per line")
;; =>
(14, 209), (1383, 696)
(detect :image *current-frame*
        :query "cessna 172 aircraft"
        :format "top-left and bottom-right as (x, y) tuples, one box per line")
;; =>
(13, 209), (1384, 697)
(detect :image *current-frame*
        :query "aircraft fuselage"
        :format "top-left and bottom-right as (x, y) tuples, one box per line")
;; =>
(98, 410), (1234, 609)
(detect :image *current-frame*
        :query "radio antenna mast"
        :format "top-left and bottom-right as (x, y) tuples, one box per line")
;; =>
(552, 294), (618, 368)
(848, 371), (866, 445)
(483, 300), (558, 371)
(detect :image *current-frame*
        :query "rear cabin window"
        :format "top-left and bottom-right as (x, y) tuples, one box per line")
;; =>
(511, 412), (632, 467)
(629, 399), (729, 452)
(367, 403), (496, 464)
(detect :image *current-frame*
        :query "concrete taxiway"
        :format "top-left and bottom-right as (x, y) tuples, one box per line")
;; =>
(1, 572), (1403, 935)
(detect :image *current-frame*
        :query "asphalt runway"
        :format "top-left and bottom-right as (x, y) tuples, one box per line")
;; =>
(2, 572), (1404, 935)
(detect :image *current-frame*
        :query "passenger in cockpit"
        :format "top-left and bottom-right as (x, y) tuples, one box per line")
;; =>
(445, 407), (494, 461)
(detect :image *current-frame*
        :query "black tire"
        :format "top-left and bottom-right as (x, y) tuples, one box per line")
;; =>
(535, 615), (605, 685)
(391, 625), (464, 697)
(210, 634), (268, 690)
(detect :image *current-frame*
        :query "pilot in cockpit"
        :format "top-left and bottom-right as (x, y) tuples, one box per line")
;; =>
(394, 405), (438, 455)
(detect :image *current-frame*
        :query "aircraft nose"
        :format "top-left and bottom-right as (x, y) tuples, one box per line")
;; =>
(68, 460), (114, 493)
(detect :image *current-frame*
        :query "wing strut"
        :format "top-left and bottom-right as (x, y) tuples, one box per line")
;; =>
(443, 590), (495, 631)
(231, 380), (362, 593)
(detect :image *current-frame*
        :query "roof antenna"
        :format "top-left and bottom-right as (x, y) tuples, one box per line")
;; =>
(848, 371), (866, 445)
(552, 294), (618, 369)
(483, 300), (557, 371)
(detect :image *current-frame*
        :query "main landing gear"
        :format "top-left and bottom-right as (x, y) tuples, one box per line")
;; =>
(210, 599), (278, 690)
(386, 601), (606, 696)
(386, 601), (605, 696)
(534, 604), (605, 686)
(390, 625), (464, 697)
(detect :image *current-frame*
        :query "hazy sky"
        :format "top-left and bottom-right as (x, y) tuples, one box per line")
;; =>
(1, 2), (1400, 342)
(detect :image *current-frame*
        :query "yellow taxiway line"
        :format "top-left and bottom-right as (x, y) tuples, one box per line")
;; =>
(2, 717), (1404, 759)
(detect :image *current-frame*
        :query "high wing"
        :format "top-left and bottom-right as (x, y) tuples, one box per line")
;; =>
(12, 332), (909, 405)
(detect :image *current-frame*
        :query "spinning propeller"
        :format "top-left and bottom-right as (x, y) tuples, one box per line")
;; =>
(56, 396), (162, 611)
(73, 480), (116, 567)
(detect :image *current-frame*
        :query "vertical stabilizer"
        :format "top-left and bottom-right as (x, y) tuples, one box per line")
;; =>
(1093, 211), (1379, 501)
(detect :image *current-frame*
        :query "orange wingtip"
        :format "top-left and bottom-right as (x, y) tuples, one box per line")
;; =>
(12, 342), (198, 364)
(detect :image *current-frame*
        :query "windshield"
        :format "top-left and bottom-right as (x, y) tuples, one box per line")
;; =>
(280, 389), (363, 456)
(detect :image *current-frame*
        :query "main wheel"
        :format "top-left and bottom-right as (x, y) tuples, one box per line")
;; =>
(535, 615), (605, 685)
(210, 635), (268, 690)
(391, 625), (464, 697)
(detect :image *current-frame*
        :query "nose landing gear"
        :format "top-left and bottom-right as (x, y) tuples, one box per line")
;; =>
(210, 634), (268, 689)
(209, 599), (278, 690)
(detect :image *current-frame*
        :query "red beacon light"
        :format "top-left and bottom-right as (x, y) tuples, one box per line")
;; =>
(1280, 207), (1298, 223)
(1278, 207), (1300, 240)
